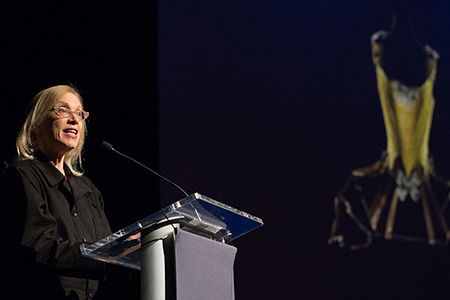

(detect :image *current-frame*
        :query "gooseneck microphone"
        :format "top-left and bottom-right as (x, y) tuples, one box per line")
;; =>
(101, 141), (189, 197)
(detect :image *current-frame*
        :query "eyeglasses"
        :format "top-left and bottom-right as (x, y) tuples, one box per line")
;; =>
(52, 106), (90, 120)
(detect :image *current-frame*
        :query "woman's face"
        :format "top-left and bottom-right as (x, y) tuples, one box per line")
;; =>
(37, 92), (84, 157)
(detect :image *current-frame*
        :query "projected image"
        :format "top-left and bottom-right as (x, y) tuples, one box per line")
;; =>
(328, 16), (450, 249)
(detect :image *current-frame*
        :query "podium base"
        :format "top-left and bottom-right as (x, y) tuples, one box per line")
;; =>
(140, 224), (237, 300)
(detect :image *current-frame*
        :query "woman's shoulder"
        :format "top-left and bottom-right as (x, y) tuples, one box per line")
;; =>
(8, 158), (39, 174)
(3, 159), (44, 188)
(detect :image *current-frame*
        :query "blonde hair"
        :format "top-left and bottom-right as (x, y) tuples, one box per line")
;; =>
(16, 85), (87, 176)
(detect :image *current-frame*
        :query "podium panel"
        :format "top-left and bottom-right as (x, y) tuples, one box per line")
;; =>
(175, 229), (237, 300)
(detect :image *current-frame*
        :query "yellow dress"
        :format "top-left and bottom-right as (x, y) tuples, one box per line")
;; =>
(328, 31), (450, 249)
(372, 30), (438, 182)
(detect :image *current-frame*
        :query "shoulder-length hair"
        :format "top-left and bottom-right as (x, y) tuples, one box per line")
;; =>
(16, 85), (87, 176)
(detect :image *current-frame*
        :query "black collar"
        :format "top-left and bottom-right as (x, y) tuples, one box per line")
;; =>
(33, 151), (93, 201)
(34, 150), (66, 187)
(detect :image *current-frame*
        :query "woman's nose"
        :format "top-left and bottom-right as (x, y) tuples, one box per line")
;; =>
(68, 112), (80, 123)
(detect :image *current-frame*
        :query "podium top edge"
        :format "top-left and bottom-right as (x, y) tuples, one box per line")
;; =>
(192, 192), (264, 225)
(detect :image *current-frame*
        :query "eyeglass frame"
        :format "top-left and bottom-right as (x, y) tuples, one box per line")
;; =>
(51, 106), (90, 120)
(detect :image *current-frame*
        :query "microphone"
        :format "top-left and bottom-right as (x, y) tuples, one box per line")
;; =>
(101, 141), (189, 197)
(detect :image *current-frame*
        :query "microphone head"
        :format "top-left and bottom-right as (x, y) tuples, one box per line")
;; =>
(101, 141), (114, 151)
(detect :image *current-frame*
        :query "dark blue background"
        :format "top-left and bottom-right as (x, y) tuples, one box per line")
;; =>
(158, 1), (450, 299)
(2, 1), (450, 299)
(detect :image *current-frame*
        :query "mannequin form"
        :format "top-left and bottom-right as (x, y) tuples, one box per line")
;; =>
(328, 1), (446, 249)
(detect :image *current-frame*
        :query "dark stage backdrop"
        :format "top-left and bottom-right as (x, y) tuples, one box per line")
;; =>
(158, 1), (450, 300)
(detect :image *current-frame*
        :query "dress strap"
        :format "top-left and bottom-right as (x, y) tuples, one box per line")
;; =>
(370, 30), (389, 66)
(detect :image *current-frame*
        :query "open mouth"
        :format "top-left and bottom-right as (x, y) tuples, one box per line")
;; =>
(63, 128), (78, 137)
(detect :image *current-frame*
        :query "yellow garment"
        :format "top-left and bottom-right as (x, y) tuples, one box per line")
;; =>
(371, 31), (438, 179)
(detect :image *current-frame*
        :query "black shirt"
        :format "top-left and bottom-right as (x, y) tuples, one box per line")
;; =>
(1, 151), (112, 299)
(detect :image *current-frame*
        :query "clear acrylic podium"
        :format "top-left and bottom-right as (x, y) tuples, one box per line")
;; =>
(80, 193), (264, 300)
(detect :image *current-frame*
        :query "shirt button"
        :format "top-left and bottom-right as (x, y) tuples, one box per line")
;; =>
(82, 238), (87, 242)
(72, 212), (78, 217)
